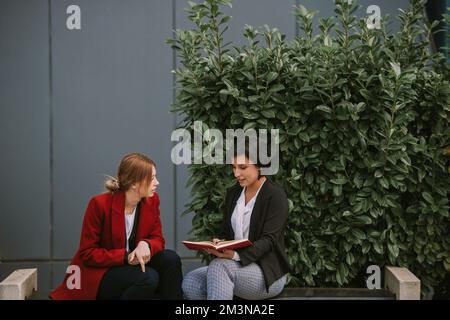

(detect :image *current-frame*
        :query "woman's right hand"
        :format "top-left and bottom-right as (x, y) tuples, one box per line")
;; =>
(128, 241), (151, 272)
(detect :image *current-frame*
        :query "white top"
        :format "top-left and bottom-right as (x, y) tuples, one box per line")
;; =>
(230, 179), (266, 261)
(125, 206), (137, 251)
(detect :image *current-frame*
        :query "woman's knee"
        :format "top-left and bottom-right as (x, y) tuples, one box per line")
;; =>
(182, 270), (198, 290)
(182, 268), (207, 300)
(139, 268), (159, 292)
(154, 249), (181, 267)
(181, 273), (195, 296)
(208, 258), (235, 271)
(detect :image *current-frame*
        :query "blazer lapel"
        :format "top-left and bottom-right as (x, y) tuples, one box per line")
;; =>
(247, 179), (269, 241)
(111, 191), (126, 249)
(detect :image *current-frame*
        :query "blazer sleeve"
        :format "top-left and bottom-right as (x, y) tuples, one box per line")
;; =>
(236, 188), (288, 266)
(78, 197), (127, 267)
(142, 193), (165, 257)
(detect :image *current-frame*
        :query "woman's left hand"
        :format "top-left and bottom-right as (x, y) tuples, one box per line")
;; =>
(204, 248), (235, 259)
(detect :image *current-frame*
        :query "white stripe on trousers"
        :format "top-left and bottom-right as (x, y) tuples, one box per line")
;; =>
(182, 258), (286, 300)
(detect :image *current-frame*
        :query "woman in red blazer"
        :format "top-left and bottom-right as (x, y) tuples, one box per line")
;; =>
(50, 153), (183, 300)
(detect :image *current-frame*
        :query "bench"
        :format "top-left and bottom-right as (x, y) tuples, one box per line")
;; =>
(385, 266), (421, 300)
(0, 268), (37, 300)
(272, 287), (395, 300)
(272, 266), (420, 300)
(2, 266), (421, 300)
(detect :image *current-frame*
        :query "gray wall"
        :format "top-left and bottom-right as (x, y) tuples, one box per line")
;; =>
(0, 0), (409, 294)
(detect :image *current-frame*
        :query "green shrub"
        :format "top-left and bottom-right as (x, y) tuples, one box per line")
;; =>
(444, 6), (450, 63)
(168, 0), (450, 294)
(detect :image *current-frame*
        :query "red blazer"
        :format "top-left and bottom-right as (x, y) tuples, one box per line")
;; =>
(50, 191), (165, 300)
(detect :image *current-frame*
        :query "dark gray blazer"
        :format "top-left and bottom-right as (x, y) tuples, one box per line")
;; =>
(219, 178), (291, 291)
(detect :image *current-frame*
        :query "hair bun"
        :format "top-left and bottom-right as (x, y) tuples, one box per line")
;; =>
(104, 175), (120, 192)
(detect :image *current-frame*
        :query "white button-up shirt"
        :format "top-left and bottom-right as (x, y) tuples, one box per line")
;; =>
(230, 179), (266, 261)
(125, 206), (137, 251)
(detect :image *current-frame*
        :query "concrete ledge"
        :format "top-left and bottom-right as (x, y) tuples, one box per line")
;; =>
(385, 266), (420, 300)
(0, 268), (37, 300)
(272, 288), (395, 300)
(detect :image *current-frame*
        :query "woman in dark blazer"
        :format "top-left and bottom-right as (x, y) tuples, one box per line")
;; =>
(182, 148), (291, 300)
(51, 153), (183, 300)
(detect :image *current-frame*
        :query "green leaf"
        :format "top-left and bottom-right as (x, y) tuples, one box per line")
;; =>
(219, 89), (232, 96)
(373, 243), (384, 254)
(339, 263), (349, 278)
(243, 122), (257, 131)
(389, 61), (401, 77)
(330, 178), (347, 185)
(219, 16), (231, 25)
(356, 215), (373, 225)
(248, 95), (259, 102)
(316, 105), (332, 114)
(388, 243), (400, 258)
(346, 252), (355, 265)
(400, 156), (411, 166)
(351, 229), (366, 240)
(343, 211), (352, 217)
(297, 4), (308, 16)
(269, 84), (285, 93)
(336, 225), (350, 234)
(324, 262), (336, 271)
(288, 126), (302, 136)
(379, 177), (389, 189)
(336, 270), (343, 285)
(333, 185), (342, 197)
(421, 192), (434, 205)
(261, 109), (276, 118)
(444, 259), (450, 272)
(266, 72), (278, 83)
(362, 242), (371, 254)
(298, 132), (310, 143)
(241, 111), (259, 120)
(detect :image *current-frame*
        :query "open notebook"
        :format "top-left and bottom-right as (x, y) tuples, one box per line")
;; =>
(182, 239), (252, 251)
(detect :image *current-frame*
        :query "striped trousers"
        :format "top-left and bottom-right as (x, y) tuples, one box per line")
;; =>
(182, 258), (286, 300)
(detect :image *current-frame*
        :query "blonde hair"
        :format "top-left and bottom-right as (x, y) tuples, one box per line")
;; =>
(104, 153), (156, 193)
